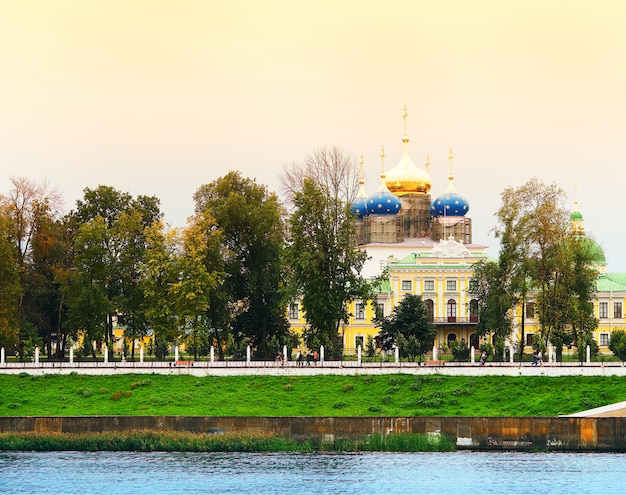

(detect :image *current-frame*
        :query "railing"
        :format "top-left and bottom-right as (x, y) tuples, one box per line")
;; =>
(431, 316), (479, 324)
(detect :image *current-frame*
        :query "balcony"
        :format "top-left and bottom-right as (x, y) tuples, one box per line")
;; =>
(431, 316), (479, 325)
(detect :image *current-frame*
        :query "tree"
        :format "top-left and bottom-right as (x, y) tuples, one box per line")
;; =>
(609, 330), (626, 363)
(68, 185), (162, 351)
(0, 205), (20, 351)
(287, 178), (369, 359)
(174, 213), (224, 360)
(23, 213), (72, 359)
(1, 177), (62, 358)
(280, 146), (360, 206)
(470, 260), (514, 360)
(142, 221), (181, 360)
(479, 178), (599, 362)
(63, 217), (111, 358)
(194, 171), (289, 360)
(374, 294), (436, 362)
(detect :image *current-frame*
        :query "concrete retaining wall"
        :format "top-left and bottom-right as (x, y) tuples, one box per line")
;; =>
(1, 416), (625, 452)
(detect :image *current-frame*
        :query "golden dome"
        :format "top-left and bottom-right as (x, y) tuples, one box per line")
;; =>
(384, 107), (432, 195)
(385, 136), (432, 195)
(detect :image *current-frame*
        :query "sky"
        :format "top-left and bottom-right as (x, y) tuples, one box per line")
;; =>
(1, 1), (625, 269)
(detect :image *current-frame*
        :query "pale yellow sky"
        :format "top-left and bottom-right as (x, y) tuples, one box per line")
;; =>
(1, 1), (625, 267)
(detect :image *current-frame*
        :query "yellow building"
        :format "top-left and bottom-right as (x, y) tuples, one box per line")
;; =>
(289, 108), (626, 357)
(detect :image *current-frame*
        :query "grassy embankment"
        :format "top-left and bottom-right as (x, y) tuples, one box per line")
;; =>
(1, 372), (623, 417)
(1, 373), (623, 452)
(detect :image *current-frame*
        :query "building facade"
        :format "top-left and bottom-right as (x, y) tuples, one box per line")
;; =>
(289, 108), (625, 356)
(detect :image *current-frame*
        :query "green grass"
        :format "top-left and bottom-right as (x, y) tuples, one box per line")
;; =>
(0, 373), (623, 417)
(0, 430), (455, 452)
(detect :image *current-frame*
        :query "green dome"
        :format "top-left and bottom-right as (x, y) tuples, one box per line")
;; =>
(570, 210), (583, 221)
(580, 237), (606, 265)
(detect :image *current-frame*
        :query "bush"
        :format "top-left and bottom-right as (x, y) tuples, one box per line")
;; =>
(450, 339), (470, 362)
(609, 330), (626, 362)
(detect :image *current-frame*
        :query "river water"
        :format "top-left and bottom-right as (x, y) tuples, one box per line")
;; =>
(1, 451), (624, 495)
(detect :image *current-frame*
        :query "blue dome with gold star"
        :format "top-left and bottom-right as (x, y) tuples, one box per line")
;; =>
(351, 163), (370, 219)
(367, 174), (402, 216)
(351, 197), (368, 219)
(431, 191), (470, 218)
(431, 150), (469, 219)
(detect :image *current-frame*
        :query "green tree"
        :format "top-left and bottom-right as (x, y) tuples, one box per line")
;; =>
(69, 186), (162, 350)
(374, 294), (436, 362)
(63, 217), (111, 358)
(174, 213), (224, 360)
(470, 260), (514, 360)
(609, 329), (626, 363)
(194, 171), (289, 360)
(481, 178), (598, 362)
(1, 177), (63, 359)
(0, 205), (21, 352)
(142, 221), (181, 359)
(287, 178), (369, 359)
(23, 213), (73, 359)
(365, 334), (377, 358)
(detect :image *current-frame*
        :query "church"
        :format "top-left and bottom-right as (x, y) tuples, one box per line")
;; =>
(288, 109), (626, 357)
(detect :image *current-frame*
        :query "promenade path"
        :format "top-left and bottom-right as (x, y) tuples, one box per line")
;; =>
(1, 359), (626, 377)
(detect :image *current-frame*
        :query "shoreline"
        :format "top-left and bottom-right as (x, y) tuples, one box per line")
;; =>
(1, 415), (624, 453)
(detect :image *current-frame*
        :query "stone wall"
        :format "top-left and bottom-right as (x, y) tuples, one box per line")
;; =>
(1, 416), (625, 451)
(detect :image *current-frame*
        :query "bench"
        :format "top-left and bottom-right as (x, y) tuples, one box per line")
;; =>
(425, 359), (445, 366)
(175, 360), (194, 367)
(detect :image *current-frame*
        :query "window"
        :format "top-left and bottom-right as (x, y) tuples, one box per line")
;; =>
(355, 303), (365, 320)
(599, 302), (608, 319)
(288, 303), (299, 320)
(600, 333), (609, 346)
(468, 279), (478, 292)
(470, 299), (479, 322)
(424, 280), (435, 291)
(447, 299), (456, 322)
(375, 303), (385, 319)
(425, 299), (434, 322)
(446, 280), (457, 292)
(525, 302), (535, 319)
(355, 335), (364, 349)
(447, 333), (457, 345)
(401, 280), (412, 291)
(526, 333), (534, 346)
(615, 302), (623, 319)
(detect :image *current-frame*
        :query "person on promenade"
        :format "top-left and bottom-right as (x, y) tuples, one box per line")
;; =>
(313, 350), (319, 365)
(296, 350), (303, 366)
(479, 350), (487, 366)
(275, 351), (284, 366)
(537, 349), (543, 366)
(532, 349), (538, 366)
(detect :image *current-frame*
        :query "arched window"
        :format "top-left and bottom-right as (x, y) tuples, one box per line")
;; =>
(447, 299), (457, 322)
(447, 333), (457, 345)
(425, 299), (434, 322)
(469, 333), (479, 349)
(470, 299), (479, 322)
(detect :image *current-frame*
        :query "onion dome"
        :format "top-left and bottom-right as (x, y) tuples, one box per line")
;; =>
(570, 198), (584, 235)
(431, 149), (470, 221)
(570, 196), (606, 266)
(579, 237), (606, 265)
(384, 106), (432, 195)
(367, 147), (402, 215)
(350, 155), (369, 219)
